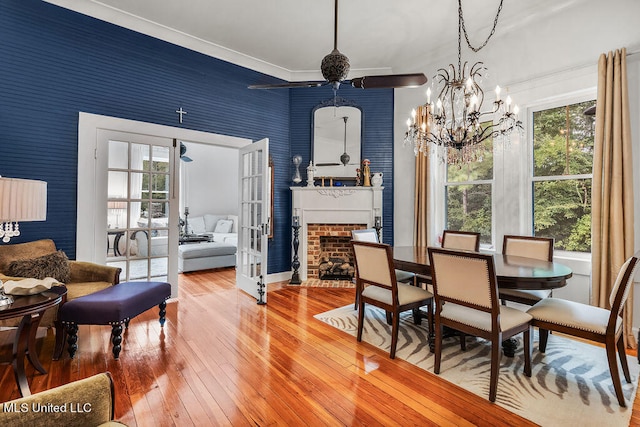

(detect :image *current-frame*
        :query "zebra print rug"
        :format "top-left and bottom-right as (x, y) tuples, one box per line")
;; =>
(315, 305), (639, 427)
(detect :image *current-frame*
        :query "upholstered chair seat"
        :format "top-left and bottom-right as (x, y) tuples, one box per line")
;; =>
(441, 303), (533, 332)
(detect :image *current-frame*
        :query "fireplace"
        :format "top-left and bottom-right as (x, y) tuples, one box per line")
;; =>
(291, 186), (383, 282)
(307, 224), (366, 280)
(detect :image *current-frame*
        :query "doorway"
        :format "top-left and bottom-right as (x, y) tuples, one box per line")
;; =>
(77, 113), (251, 298)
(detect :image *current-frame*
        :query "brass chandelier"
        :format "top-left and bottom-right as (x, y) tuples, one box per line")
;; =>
(404, 0), (523, 164)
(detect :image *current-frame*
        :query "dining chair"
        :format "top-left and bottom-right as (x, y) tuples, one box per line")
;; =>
(499, 235), (555, 306)
(351, 228), (415, 309)
(428, 247), (532, 402)
(351, 241), (433, 359)
(527, 252), (640, 407)
(415, 229), (481, 291)
(441, 229), (481, 251)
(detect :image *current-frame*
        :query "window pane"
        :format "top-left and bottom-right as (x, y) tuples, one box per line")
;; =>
(533, 100), (595, 176)
(533, 179), (591, 252)
(446, 184), (492, 244)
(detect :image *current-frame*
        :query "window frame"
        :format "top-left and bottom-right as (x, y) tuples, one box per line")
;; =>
(525, 91), (596, 258)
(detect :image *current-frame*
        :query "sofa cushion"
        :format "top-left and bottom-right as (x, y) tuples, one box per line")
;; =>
(7, 250), (71, 283)
(214, 219), (233, 233)
(0, 238), (56, 273)
(179, 242), (236, 259)
(188, 216), (206, 234)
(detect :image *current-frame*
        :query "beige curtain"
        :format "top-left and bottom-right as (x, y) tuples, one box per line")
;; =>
(414, 152), (430, 246)
(591, 48), (635, 348)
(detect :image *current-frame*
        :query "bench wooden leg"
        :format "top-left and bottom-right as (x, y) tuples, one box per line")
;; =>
(111, 324), (123, 360)
(66, 323), (78, 359)
(159, 301), (167, 327)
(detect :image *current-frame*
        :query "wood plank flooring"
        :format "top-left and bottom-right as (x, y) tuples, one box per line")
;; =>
(1, 267), (639, 426)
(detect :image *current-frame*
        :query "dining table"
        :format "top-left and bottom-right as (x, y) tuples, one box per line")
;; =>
(393, 246), (573, 356)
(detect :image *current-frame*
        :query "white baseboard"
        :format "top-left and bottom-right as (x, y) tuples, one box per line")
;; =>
(266, 271), (292, 284)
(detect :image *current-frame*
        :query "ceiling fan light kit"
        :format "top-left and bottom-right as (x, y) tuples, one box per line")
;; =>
(404, 0), (523, 166)
(248, 0), (427, 92)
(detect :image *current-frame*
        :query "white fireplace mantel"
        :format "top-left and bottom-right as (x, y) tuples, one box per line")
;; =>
(291, 186), (383, 281)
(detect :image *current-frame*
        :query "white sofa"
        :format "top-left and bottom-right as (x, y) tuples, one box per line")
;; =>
(179, 214), (238, 272)
(187, 214), (238, 246)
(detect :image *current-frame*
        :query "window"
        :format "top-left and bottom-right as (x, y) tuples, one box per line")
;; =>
(445, 130), (493, 246)
(531, 100), (595, 252)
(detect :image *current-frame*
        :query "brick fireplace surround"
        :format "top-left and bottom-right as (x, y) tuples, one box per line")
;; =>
(307, 223), (366, 278)
(290, 186), (383, 282)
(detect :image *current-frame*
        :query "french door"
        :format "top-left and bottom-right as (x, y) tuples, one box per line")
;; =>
(236, 138), (270, 303)
(98, 130), (179, 287)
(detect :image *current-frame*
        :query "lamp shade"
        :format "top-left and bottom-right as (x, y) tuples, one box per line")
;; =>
(0, 177), (47, 222)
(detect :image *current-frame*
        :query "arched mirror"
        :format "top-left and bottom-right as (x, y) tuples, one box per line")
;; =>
(312, 99), (362, 179)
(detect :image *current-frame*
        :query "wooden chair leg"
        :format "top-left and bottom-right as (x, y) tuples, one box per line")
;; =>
(460, 333), (466, 351)
(356, 301), (365, 342)
(523, 327), (532, 377)
(538, 328), (549, 352)
(489, 339), (500, 402)
(386, 311), (392, 325)
(617, 334), (631, 383)
(606, 335), (626, 407)
(390, 311), (400, 359)
(434, 318), (442, 374)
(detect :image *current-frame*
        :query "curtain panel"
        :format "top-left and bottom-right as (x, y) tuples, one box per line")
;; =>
(591, 47), (635, 348)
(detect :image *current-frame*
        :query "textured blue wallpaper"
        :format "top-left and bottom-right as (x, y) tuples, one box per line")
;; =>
(0, 0), (394, 273)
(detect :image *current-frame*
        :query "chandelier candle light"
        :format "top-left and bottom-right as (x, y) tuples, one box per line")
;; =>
(404, 0), (523, 165)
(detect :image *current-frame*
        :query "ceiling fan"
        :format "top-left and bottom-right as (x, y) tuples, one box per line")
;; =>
(248, 0), (427, 91)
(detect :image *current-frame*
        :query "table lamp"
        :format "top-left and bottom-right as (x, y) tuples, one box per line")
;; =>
(0, 176), (47, 306)
(0, 176), (47, 243)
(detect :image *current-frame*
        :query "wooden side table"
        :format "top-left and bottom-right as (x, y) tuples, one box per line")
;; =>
(0, 286), (66, 396)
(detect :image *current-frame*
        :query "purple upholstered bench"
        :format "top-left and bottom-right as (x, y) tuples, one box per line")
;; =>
(58, 281), (171, 360)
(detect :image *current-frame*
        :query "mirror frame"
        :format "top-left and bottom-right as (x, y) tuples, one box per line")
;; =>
(311, 97), (363, 181)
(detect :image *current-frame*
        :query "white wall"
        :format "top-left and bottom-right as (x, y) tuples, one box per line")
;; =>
(394, 0), (640, 323)
(180, 142), (239, 217)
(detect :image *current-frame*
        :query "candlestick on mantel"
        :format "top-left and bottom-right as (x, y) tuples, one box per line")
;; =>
(374, 216), (382, 242)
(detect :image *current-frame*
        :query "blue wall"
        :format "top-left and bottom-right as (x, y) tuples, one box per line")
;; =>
(0, 0), (394, 273)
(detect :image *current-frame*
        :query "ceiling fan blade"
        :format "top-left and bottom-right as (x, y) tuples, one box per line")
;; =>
(248, 81), (325, 89)
(350, 73), (428, 89)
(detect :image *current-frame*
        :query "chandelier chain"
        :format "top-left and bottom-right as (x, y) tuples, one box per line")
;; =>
(459, 0), (504, 53)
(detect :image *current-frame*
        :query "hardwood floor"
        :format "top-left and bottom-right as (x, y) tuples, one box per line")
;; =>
(1, 267), (640, 426)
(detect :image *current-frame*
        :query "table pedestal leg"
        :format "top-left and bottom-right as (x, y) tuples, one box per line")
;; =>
(26, 312), (47, 374)
(13, 314), (41, 397)
(502, 337), (518, 357)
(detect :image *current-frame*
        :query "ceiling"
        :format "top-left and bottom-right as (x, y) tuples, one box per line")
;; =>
(47, 0), (581, 82)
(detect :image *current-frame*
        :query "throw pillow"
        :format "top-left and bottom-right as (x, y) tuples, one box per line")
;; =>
(214, 219), (233, 233)
(7, 250), (71, 283)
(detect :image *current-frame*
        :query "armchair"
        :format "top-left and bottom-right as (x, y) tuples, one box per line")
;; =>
(0, 372), (126, 426)
(0, 239), (121, 358)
